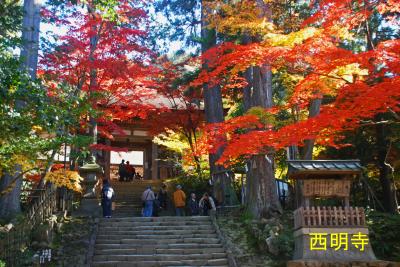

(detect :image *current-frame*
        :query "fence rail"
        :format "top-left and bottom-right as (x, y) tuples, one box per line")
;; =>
(294, 206), (366, 229)
(0, 184), (71, 266)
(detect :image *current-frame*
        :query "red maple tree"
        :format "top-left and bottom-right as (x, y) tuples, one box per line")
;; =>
(40, 0), (158, 152)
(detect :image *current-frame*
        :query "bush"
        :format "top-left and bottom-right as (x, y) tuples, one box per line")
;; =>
(367, 210), (400, 262)
(237, 209), (294, 261)
(164, 174), (212, 198)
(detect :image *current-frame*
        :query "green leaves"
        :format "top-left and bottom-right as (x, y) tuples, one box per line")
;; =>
(367, 211), (400, 262)
(0, 50), (94, 175)
(0, 0), (22, 50)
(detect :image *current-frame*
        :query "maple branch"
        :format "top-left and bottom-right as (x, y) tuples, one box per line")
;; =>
(0, 167), (42, 196)
(359, 120), (400, 126)
(387, 107), (400, 121)
(310, 71), (353, 84)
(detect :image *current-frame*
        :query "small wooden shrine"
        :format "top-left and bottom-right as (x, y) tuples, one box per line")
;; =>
(287, 160), (378, 264)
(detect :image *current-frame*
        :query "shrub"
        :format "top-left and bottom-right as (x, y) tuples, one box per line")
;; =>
(367, 210), (400, 262)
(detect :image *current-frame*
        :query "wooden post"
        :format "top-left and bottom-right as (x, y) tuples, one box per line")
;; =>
(151, 143), (158, 180)
(104, 149), (111, 181)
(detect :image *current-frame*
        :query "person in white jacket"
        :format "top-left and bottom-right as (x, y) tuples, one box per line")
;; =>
(199, 193), (216, 216)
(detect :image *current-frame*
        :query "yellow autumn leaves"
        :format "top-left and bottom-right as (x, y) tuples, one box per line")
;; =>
(45, 170), (83, 192)
(204, 0), (274, 36)
(0, 154), (36, 178)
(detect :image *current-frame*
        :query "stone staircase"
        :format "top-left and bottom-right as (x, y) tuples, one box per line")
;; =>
(92, 216), (229, 267)
(111, 180), (162, 217)
(92, 180), (229, 266)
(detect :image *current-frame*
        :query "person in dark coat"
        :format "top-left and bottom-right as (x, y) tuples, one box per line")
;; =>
(153, 193), (161, 217)
(118, 159), (126, 181)
(188, 193), (199, 216)
(101, 179), (115, 218)
(199, 193), (216, 216)
(158, 183), (168, 210)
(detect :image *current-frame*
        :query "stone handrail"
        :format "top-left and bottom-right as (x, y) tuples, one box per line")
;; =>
(210, 210), (240, 267)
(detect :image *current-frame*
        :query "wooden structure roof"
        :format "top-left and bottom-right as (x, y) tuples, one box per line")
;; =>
(287, 160), (362, 179)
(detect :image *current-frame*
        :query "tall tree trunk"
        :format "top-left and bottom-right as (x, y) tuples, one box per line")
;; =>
(88, 8), (101, 162)
(364, 18), (398, 213)
(201, 1), (237, 205)
(294, 99), (322, 208)
(302, 98), (322, 160)
(243, 64), (282, 218)
(20, 0), (41, 79)
(241, 1), (282, 218)
(375, 122), (399, 214)
(0, 0), (41, 219)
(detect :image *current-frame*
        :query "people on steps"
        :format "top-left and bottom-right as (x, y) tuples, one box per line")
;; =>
(173, 185), (186, 216)
(199, 193), (216, 216)
(142, 186), (156, 217)
(188, 192), (199, 216)
(101, 179), (115, 218)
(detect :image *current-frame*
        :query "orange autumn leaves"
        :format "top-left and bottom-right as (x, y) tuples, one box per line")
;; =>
(193, 0), (400, 166)
(25, 164), (83, 192)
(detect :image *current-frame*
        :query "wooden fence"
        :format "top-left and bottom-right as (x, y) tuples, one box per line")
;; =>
(0, 184), (71, 266)
(294, 206), (366, 229)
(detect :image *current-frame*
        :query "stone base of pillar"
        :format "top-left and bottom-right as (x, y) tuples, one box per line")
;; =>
(293, 227), (376, 262)
(74, 198), (101, 217)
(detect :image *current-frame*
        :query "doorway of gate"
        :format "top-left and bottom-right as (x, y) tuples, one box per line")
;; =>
(110, 151), (144, 181)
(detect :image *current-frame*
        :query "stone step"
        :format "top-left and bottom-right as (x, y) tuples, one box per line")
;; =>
(99, 223), (211, 229)
(112, 210), (139, 213)
(92, 253), (227, 262)
(113, 207), (142, 210)
(113, 197), (142, 199)
(113, 198), (144, 200)
(95, 238), (221, 245)
(96, 234), (218, 240)
(113, 194), (144, 196)
(97, 229), (216, 235)
(99, 221), (211, 227)
(99, 225), (214, 231)
(112, 186), (161, 190)
(99, 216), (210, 222)
(100, 216), (210, 225)
(113, 207), (141, 209)
(113, 201), (141, 203)
(92, 260), (228, 267)
(94, 243), (223, 250)
(113, 205), (139, 207)
(94, 247), (226, 255)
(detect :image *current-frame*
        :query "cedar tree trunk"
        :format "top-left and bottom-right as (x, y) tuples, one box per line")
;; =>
(0, 0), (41, 218)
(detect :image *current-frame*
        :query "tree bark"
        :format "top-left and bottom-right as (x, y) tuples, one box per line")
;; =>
(0, 0), (41, 219)
(375, 122), (399, 214)
(201, 1), (237, 205)
(241, 1), (282, 218)
(0, 171), (23, 219)
(302, 98), (322, 160)
(20, 0), (41, 79)
(87, 8), (102, 162)
(243, 64), (282, 218)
